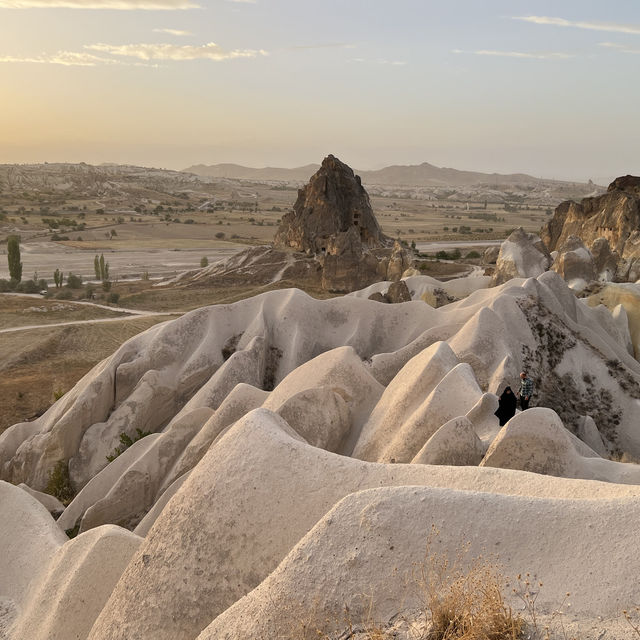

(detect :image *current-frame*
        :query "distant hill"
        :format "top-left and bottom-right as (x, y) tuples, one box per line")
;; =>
(185, 163), (321, 182)
(184, 160), (572, 188)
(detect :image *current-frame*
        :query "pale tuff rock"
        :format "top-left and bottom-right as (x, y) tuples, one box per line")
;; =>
(10, 525), (140, 640)
(17, 483), (65, 518)
(198, 483), (640, 639)
(411, 415), (485, 466)
(3, 271), (640, 639)
(551, 235), (595, 286)
(481, 408), (640, 484)
(85, 411), (640, 640)
(586, 282), (640, 358)
(491, 227), (552, 285)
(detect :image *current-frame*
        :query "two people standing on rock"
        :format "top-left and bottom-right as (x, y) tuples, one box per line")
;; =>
(494, 371), (535, 426)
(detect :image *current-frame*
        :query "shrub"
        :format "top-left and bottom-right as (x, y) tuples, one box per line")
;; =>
(55, 288), (74, 300)
(200, 256), (209, 268)
(108, 292), (120, 304)
(17, 279), (39, 294)
(215, 231), (225, 239)
(465, 250), (481, 259)
(44, 460), (75, 506)
(106, 428), (152, 462)
(66, 272), (82, 289)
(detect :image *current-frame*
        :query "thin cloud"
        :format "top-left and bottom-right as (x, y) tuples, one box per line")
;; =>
(599, 42), (640, 54)
(514, 16), (640, 36)
(453, 48), (574, 60)
(0, 51), (151, 65)
(0, 0), (198, 8)
(85, 41), (268, 61)
(153, 28), (192, 36)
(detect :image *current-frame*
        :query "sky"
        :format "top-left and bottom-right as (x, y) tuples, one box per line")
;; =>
(1, 0), (639, 182)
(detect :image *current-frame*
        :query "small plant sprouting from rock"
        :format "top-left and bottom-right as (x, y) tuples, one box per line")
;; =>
(45, 460), (75, 506)
(221, 333), (241, 361)
(65, 523), (81, 539)
(106, 428), (152, 462)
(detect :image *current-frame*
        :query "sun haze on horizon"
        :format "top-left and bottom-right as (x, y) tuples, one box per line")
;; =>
(0, 0), (639, 183)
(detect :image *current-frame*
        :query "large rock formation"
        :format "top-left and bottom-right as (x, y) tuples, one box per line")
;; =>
(274, 154), (385, 253)
(550, 235), (595, 286)
(542, 174), (640, 281)
(166, 155), (413, 293)
(491, 227), (552, 285)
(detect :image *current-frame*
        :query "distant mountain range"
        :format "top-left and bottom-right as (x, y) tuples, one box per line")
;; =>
(183, 161), (589, 188)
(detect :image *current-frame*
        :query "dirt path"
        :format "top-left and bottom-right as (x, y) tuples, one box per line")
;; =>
(0, 293), (181, 334)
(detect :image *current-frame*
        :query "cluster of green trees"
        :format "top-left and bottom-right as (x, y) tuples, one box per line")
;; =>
(1, 238), (117, 302)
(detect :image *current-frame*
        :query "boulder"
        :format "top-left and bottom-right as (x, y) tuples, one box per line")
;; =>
(385, 279), (412, 303)
(551, 235), (595, 285)
(491, 227), (552, 285)
(590, 237), (618, 281)
(483, 245), (500, 264)
(480, 407), (640, 484)
(411, 416), (484, 466)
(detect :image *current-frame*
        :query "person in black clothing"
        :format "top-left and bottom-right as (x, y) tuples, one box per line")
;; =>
(494, 386), (517, 426)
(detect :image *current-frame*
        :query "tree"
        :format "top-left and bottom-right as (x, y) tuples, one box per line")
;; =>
(53, 269), (62, 288)
(200, 256), (209, 268)
(94, 255), (100, 280)
(7, 235), (22, 282)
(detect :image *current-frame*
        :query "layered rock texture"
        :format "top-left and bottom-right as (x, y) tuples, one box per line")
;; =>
(274, 154), (385, 253)
(3, 271), (640, 639)
(491, 227), (552, 285)
(542, 174), (640, 281)
(163, 155), (413, 293)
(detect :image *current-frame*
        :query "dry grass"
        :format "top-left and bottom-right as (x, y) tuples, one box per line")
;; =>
(414, 532), (524, 640)
(0, 316), (173, 433)
(281, 531), (527, 640)
(624, 606), (640, 637)
(0, 295), (131, 330)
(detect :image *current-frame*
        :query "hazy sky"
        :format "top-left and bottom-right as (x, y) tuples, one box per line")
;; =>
(1, 0), (639, 182)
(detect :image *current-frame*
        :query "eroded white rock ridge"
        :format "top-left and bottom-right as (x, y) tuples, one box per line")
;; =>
(2, 271), (640, 639)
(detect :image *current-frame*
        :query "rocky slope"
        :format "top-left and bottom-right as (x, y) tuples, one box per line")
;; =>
(2, 269), (640, 638)
(542, 175), (640, 280)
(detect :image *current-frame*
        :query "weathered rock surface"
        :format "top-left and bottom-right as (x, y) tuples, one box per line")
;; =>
(3, 269), (640, 640)
(86, 411), (640, 640)
(199, 484), (640, 640)
(551, 235), (595, 287)
(411, 415), (484, 465)
(491, 227), (552, 285)
(542, 174), (640, 281)
(481, 408), (640, 484)
(274, 154), (384, 253)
